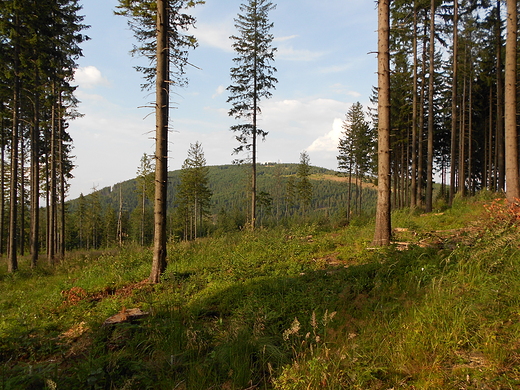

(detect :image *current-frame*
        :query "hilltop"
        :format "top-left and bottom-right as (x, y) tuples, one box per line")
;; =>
(74, 163), (376, 217)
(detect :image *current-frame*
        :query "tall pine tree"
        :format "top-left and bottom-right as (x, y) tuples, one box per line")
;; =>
(227, 0), (277, 229)
(116, 0), (201, 283)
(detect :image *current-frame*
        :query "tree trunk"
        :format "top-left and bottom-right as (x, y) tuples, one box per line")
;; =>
(48, 92), (56, 265)
(20, 121), (25, 256)
(505, 0), (519, 202)
(468, 72), (473, 195)
(425, 0), (435, 212)
(347, 163), (352, 223)
(418, 21), (428, 209)
(373, 0), (392, 246)
(30, 78), (40, 267)
(58, 94), (66, 259)
(459, 76), (466, 197)
(150, 0), (169, 283)
(449, 0), (458, 205)
(8, 14), (20, 271)
(251, 21), (258, 230)
(8, 67), (20, 273)
(411, 2), (418, 209)
(0, 118), (5, 256)
(496, 1), (505, 192)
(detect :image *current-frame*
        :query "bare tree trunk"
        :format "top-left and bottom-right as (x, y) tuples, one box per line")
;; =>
(48, 90), (56, 265)
(449, 0), (458, 205)
(58, 94), (66, 259)
(150, 0), (169, 283)
(20, 122), (25, 256)
(486, 88), (493, 189)
(8, 68), (20, 273)
(418, 22), (428, 209)
(505, 0), (519, 202)
(459, 76), (466, 197)
(425, 0), (435, 212)
(0, 118), (5, 256)
(347, 163), (352, 223)
(373, 0), (392, 246)
(30, 78), (40, 267)
(468, 72), (473, 195)
(410, 2), (418, 209)
(251, 42), (258, 230)
(497, 0), (505, 192)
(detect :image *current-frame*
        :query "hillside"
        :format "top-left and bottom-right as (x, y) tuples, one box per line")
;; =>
(75, 164), (377, 218)
(2, 194), (520, 388)
(63, 164), (378, 248)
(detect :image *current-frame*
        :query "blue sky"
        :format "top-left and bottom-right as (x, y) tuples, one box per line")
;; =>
(69, 0), (378, 199)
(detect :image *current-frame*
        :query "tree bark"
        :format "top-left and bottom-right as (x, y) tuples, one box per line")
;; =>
(30, 75), (40, 267)
(8, 73), (19, 272)
(0, 119), (5, 256)
(373, 0), (392, 246)
(411, 2), (418, 209)
(505, 0), (519, 202)
(497, 1), (505, 191)
(459, 75), (466, 197)
(150, 0), (169, 283)
(48, 89), (56, 265)
(58, 93), (66, 259)
(8, 20), (20, 272)
(425, 0), (435, 212)
(449, 0), (458, 205)
(251, 7), (258, 230)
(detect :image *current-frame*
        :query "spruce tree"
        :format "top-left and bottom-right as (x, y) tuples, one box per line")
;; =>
(296, 151), (313, 215)
(227, 0), (277, 229)
(176, 142), (212, 240)
(338, 102), (374, 221)
(136, 153), (154, 246)
(116, 0), (201, 282)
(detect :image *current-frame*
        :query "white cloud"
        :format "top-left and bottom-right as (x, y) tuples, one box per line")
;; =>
(277, 45), (324, 62)
(275, 35), (299, 42)
(308, 117), (344, 152)
(212, 85), (226, 98)
(195, 21), (233, 52)
(329, 83), (362, 98)
(73, 66), (110, 89)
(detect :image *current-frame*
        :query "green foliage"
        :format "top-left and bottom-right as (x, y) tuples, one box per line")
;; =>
(337, 102), (376, 177)
(296, 151), (313, 213)
(115, 0), (202, 90)
(173, 142), (213, 240)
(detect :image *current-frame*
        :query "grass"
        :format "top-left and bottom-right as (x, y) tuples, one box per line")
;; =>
(2, 196), (520, 389)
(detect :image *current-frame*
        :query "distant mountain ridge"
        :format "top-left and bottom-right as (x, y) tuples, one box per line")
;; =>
(68, 163), (377, 220)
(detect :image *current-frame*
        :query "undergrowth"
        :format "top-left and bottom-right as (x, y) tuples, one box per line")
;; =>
(1, 196), (520, 389)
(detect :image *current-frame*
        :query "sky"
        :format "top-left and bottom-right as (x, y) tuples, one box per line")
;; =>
(69, 0), (378, 200)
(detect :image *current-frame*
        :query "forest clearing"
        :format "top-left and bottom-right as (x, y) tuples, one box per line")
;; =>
(2, 0), (520, 388)
(2, 194), (520, 389)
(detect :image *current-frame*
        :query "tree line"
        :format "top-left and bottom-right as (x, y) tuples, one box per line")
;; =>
(64, 151), (377, 250)
(381, 0), (519, 210)
(4, 0), (520, 281)
(0, 0), (88, 271)
(372, 0), (520, 245)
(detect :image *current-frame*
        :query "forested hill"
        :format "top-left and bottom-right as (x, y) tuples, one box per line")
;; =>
(72, 164), (376, 217)
(65, 164), (377, 246)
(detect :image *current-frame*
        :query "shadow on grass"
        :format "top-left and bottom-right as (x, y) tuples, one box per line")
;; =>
(0, 244), (452, 389)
